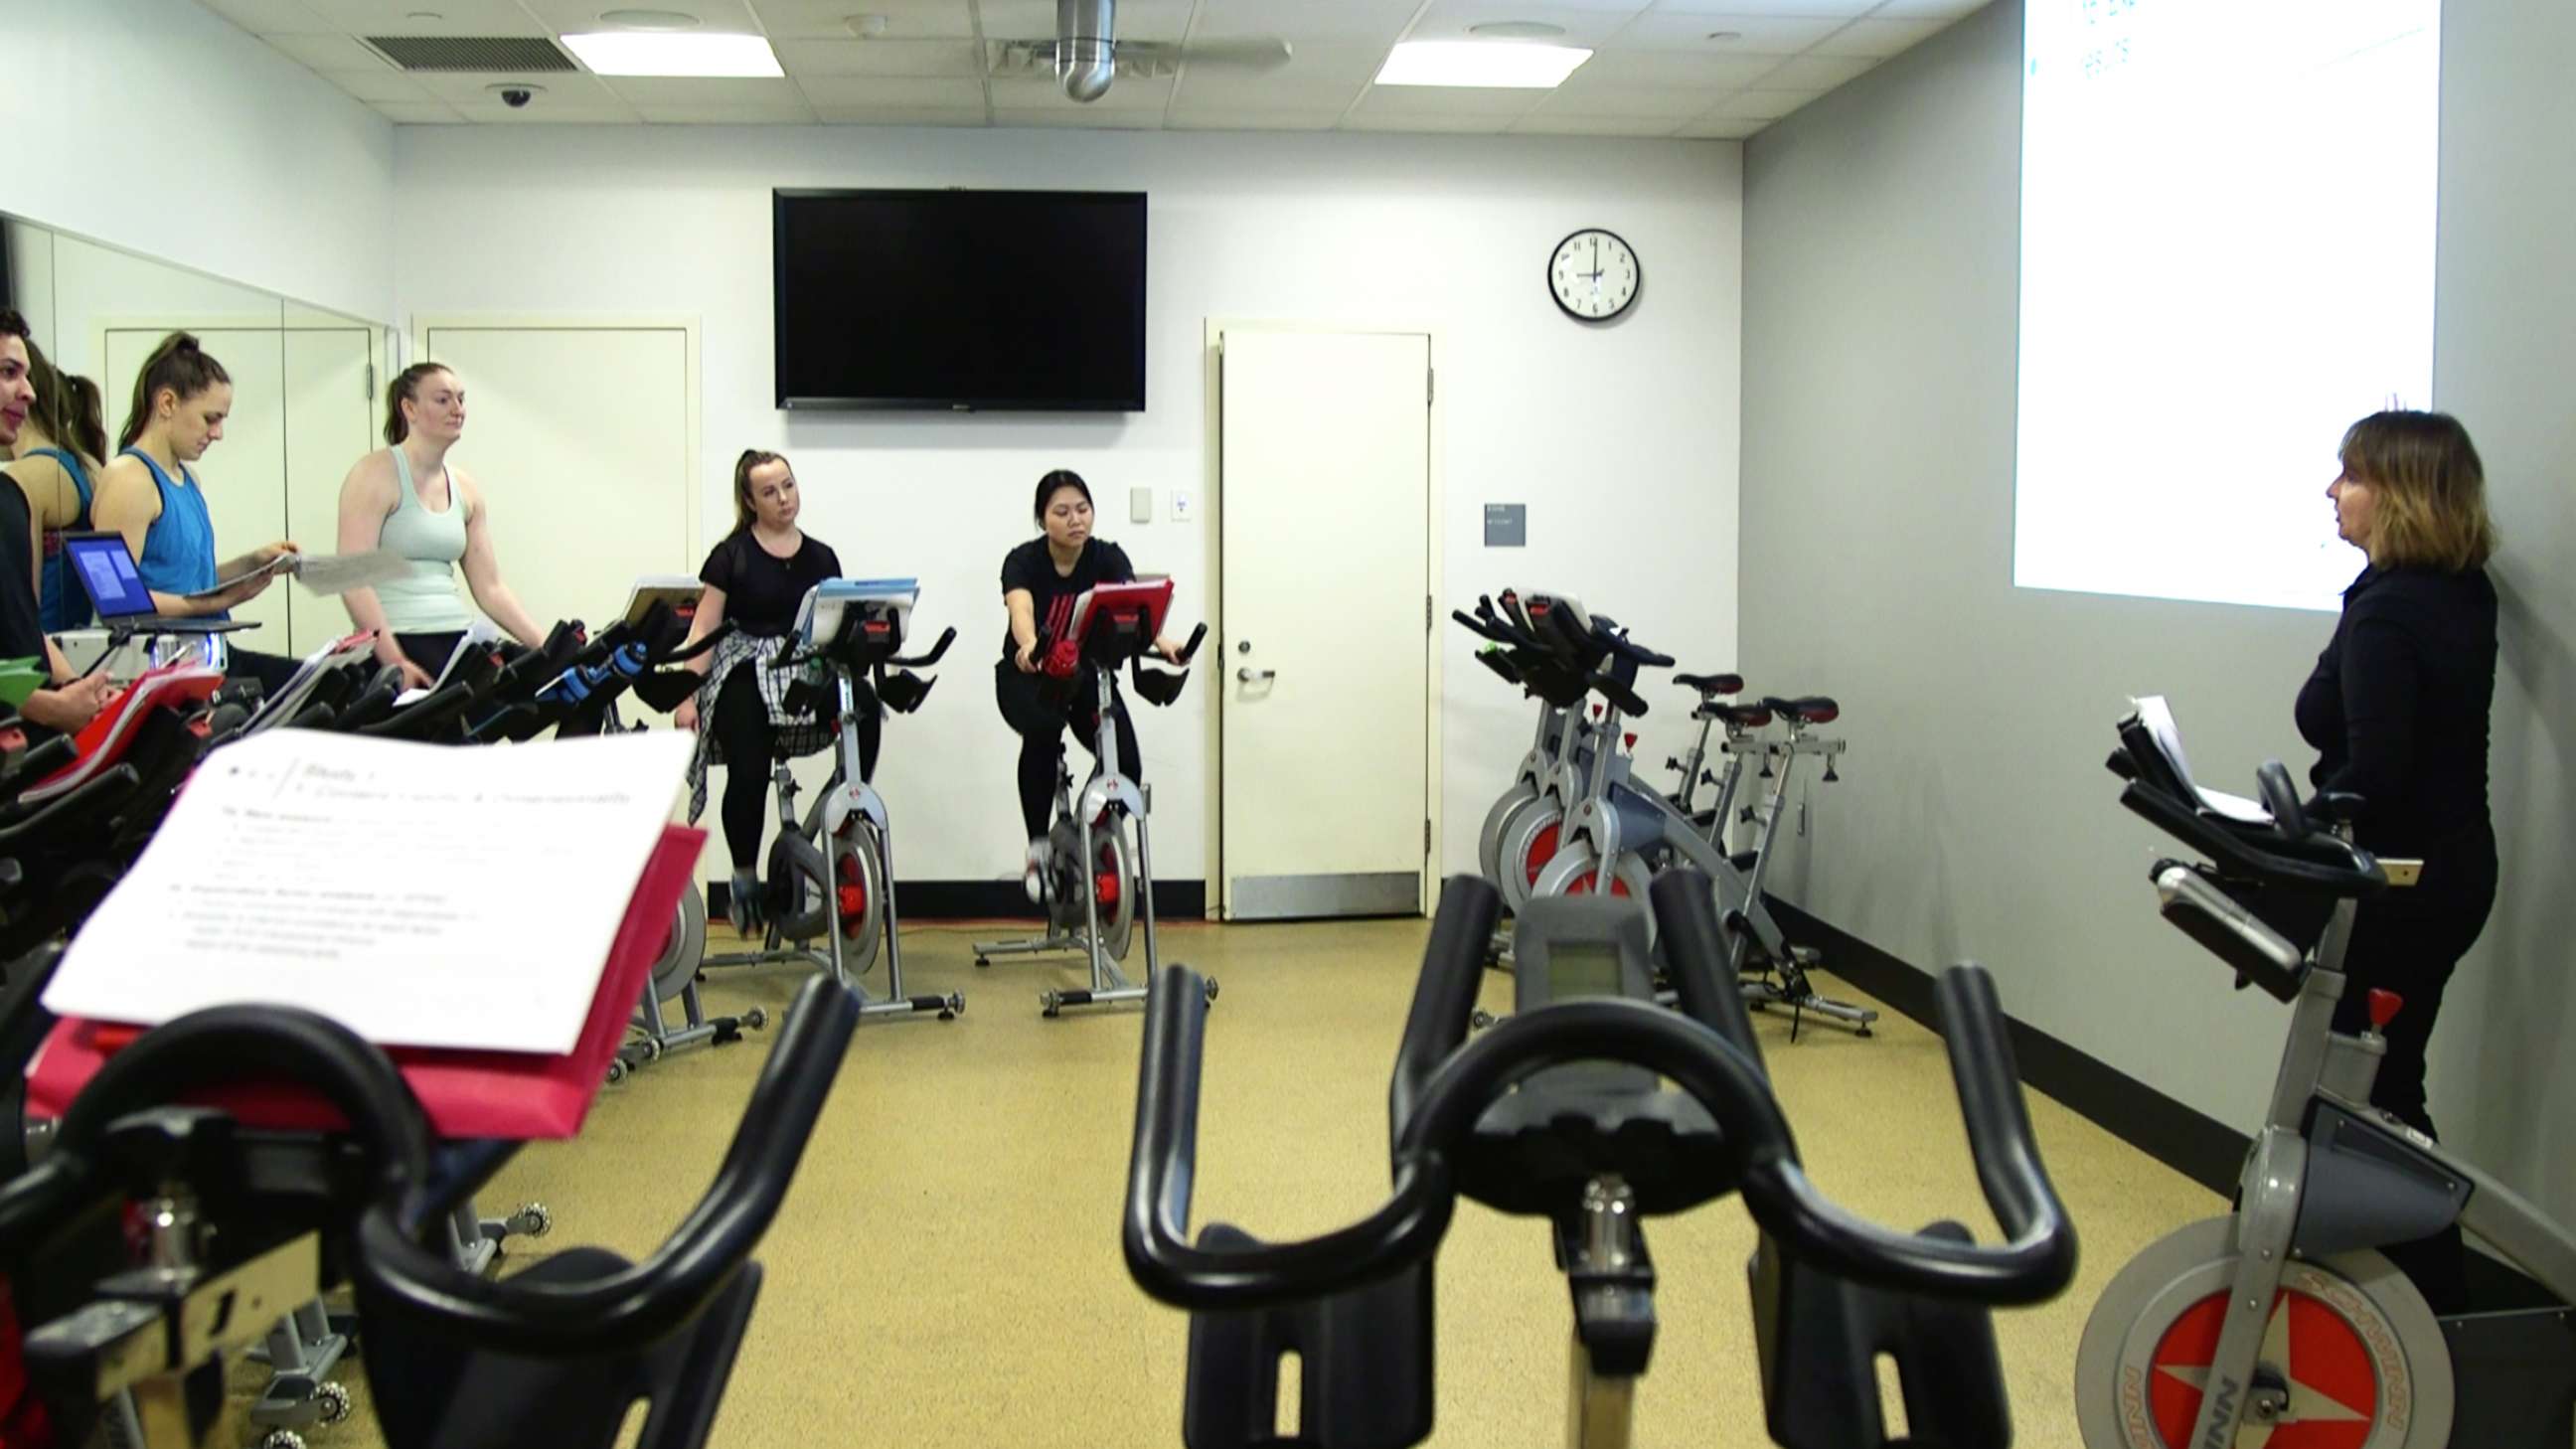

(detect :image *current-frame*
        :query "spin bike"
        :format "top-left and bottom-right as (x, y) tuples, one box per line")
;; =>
(1522, 603), (1876, 1037)
(645, 578), (963, 1060)
(973, 577), (1209, 1017)
(1452, 591), (1599, 906)
(1124, 869), (2078, 1448)
(2076, 698), (2576, 1448)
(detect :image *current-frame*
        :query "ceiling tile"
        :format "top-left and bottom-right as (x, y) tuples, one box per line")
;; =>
(199, 0), (333, 33)
(262, 33), (396, 70)
(373, 100), (466, 121)
(1193, 0), (1415, 44)
(1872, 0), (1988, 16)
(1645, 0), (1871, 15)
(1756, 52), (1876, 86)
(1511, 113), (1683, 135)
(1603, 12), (1841, 49)
(1408, 2), (1655, 47)
(1531, 82), (1724, 118)
(991, 107), (1164, 129)
(980, 0), (1195, 42)
(1165, 108), (1346, 130)
(516, 0), (763, 30)
(638, 102), (821, 122)
(603, 76), (805, 103)
(810, 103), (990, 122)
(749, 0), (978, 41)
(318, 67), (435, 100)
(1172, 42), (1382, 107)
(1810, 16), (1951, 56)
(1675, 112), (1764, 137)
(773, 38), (982, 76)
(1561, 49), (1784, 87)
(1352, 84), (1547, 116)
(988, 75), (1175, 110)
(794, 74), (986, 104)
(1342, 112), (1516, 133)
(1710, 86), (1819, 118)
(292, 0), (549, 35)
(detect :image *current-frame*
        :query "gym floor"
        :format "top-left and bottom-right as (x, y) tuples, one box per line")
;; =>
(305, 917), (2218, 1448)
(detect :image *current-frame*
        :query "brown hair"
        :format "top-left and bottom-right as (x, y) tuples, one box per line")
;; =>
(117, 332), (231, 451)
(0, 308), (26, 344)
(383, 362), (455, 446)
(731, 449), (791, 535)
(2338, 410), (2497, 572)
(25, 339), (108, 463)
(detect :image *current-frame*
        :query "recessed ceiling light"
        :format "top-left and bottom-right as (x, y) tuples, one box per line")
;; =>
(599, 8), (701, 29)
(1468, 21), (1567, 39)
(1375, 41), (1591, 88)
(1705, 31), (1744, 44)
(561, 31), (783, 77)
(845, 13), (890, 38)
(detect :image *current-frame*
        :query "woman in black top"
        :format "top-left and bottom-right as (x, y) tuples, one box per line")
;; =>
(2295, 410), (2499, 1310)
(998, 470), (1183, 899)
(672, 450), (873, 933)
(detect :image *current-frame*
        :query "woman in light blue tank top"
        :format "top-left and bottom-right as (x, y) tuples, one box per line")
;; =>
(335, 363), (547, 687)
(91, 333), (301, 693)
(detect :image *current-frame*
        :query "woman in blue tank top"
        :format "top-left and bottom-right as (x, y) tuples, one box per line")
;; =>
(6, 341), (109, 630)
(90, 333), (301, 692)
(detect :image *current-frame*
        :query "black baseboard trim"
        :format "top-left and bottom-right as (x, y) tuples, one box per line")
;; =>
(1769, 897), (2248, 1197)
(709, 879), (1207, 923)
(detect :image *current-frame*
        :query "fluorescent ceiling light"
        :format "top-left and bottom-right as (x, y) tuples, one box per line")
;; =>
(561, 31), (782, 78)
(1374, 41), (1591, 88)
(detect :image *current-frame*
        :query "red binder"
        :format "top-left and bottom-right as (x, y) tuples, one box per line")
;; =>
(24, 825), (706, 1142)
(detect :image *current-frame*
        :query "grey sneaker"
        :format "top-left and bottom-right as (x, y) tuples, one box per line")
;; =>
(1024, 838), (1051, 905)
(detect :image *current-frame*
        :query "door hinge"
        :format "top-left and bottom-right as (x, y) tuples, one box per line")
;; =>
(364, 362), (375, 401)
(1426, 368), (1434, 406)
(1425, 593), (1433, 631)
(1424, 818), (1433, 855)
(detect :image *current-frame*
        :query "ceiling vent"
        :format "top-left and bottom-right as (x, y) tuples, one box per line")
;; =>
(365, 36), (579, 73)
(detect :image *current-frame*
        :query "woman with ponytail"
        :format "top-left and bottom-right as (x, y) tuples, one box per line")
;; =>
(91, 331), (300, 690)
(332, 363), (546, 687)
(2, 339), (109, 629)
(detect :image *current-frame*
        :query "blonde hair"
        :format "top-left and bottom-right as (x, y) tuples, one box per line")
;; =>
(731, 449), (790, 535)
(2340, 410), (2497, 572)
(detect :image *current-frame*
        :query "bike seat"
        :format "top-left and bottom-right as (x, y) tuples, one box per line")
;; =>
(1699, 703), (1774, 727)
(1760, 696), (1840, 725)
(1675, 672), (1743, 697)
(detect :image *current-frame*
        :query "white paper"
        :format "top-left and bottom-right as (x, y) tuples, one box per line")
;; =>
(2133, 695), (2273, 825)
(185, 554), (294, 601)
(288, 550), (415, 596)
(621, 574), (704, 627)
(243, 633), (378, 734)
(47, 728), (692, 1053)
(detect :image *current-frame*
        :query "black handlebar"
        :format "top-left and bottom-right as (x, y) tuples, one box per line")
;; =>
(886, 625), (956, 670)
(1125, 873), (2078, 1314)
(350, 974), (859, 1355)
(1172, 622), (1208, 666)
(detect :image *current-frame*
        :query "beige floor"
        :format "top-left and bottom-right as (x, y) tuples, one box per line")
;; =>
(304, 915), (2219, 1448)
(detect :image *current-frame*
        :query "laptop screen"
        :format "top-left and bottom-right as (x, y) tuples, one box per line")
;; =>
(63, 533), (156, 620)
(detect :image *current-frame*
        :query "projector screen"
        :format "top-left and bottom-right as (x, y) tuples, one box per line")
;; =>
(2014, 0), (2442, 612)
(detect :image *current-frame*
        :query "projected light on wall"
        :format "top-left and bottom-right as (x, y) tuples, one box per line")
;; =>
(2013, 0), (2441, 612)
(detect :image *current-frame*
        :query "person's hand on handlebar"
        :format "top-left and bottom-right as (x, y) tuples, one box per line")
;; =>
(373, 638), (434, 693)
(1016, 639), (1041, 673)
(1151, 635), (1185, 665)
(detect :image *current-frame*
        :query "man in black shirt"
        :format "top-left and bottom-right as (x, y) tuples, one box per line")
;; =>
(0, 310), (111, 734)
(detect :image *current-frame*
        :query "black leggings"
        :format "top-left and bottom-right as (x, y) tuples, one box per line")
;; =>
(2326, 822), (2497, 1313)
(395, 630), (466, 676)
(1008, 681), (1141, 841)
(711, 666), (879, 871)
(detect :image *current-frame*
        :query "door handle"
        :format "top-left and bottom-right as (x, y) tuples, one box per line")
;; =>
(1237, 668), (1276, 683)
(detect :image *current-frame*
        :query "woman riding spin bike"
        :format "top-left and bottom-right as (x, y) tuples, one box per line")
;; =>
(673, 449), (873, 936)
(997, 469), (1183, 902)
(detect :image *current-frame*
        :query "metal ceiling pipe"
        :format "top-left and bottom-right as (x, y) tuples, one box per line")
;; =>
(1056, 0), (1117, 102)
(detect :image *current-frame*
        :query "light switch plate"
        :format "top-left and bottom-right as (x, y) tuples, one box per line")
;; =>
(1129, 487), (1153, 525)
(1171, 490), (1195, 523)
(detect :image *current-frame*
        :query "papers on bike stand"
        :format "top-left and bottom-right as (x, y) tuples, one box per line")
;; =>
(621, 574), (705, 628)
(396, 619), (503, 706)
(44, 727), (694, 1054)
(2130, 694), (2272, 826)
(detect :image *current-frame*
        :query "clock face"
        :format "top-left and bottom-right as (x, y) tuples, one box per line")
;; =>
(1549, 230), (1640, 321)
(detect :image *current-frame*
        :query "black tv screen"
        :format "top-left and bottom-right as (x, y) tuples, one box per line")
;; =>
(773, 189), (1147, 412)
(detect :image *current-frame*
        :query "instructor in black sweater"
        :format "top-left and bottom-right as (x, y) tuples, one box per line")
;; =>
(2295, 410), (2499, 1306)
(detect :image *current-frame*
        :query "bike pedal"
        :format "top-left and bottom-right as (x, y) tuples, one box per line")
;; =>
(1788, 945), (1822, 966)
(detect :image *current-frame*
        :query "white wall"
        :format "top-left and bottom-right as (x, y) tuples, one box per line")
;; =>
(394, 125), (1743, 886)
(0, 0), (397, 324)
(1740, 0), (2576, 1217)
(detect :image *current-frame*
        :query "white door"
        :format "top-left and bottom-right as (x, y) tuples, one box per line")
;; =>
(281, 328), (379, 654)
(417, 326), (694, 645)
(1218, 328), (1432, 920)
(105, 328), (290, 648)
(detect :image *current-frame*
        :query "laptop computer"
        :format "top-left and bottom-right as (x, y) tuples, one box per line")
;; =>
(61, 532), (253, 637)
